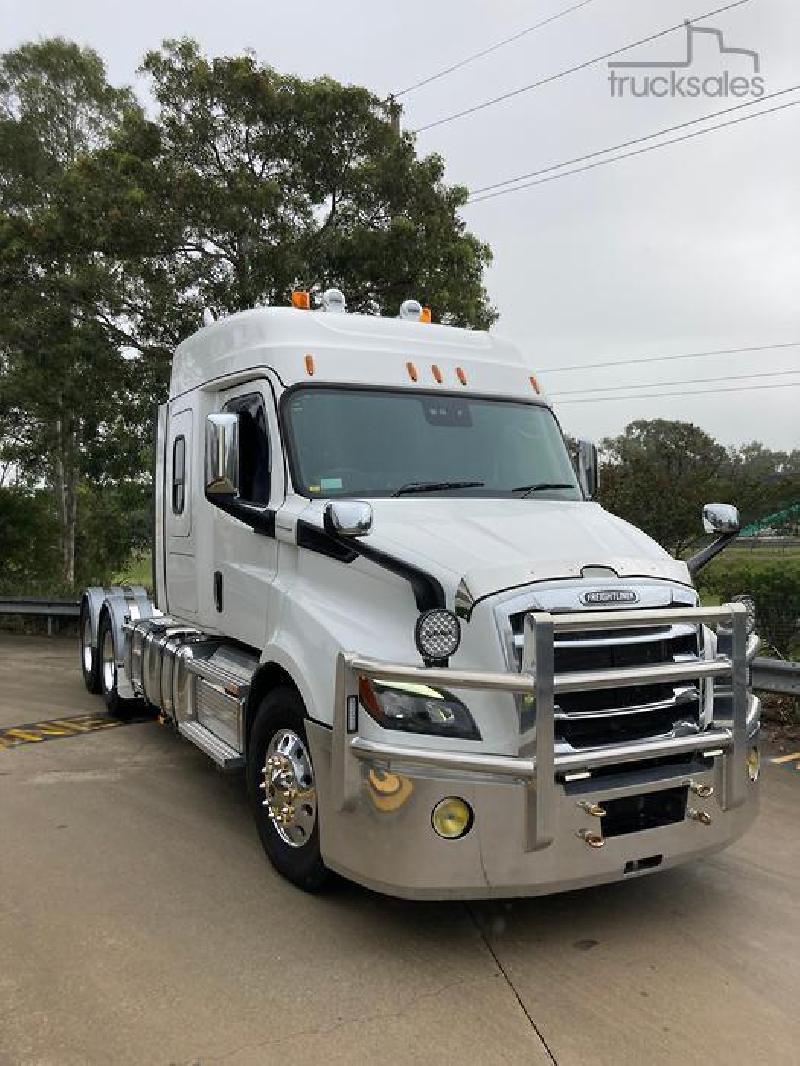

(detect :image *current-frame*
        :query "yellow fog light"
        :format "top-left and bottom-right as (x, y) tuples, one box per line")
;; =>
(431, 797), (473, 839)
(747, 747), (760, 782)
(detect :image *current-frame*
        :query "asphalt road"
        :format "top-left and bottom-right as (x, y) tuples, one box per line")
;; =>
(1, 633), (798, 1066)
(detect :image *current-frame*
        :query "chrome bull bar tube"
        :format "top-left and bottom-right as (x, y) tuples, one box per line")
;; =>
(332, 602), (752, 852)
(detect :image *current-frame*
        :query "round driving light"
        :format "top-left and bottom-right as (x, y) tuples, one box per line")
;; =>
(415, 609), (461, 663)
(747, 746), (760, 782)
(432, 797), (473, 839)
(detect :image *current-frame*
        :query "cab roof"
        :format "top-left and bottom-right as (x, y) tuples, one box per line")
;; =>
(170, 306), (544, 402)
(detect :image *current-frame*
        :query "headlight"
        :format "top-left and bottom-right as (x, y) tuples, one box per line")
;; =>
(358, 677), (480, 740)
(415, 608), (461, 663)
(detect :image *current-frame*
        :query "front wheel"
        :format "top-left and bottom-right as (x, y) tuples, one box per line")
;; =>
(246, 687), (330, 893)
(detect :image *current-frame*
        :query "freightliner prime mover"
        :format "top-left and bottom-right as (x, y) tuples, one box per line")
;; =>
(79, 291), (761, 898)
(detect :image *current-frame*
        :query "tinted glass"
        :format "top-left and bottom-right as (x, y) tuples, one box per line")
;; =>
(172, 435), (185, 514)
(284, 388), (580, 500)
(223, 393), (270, 505)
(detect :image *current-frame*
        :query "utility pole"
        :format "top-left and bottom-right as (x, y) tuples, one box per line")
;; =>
(387, 94), (402, 135)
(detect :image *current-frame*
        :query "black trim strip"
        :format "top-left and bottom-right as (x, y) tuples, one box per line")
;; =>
(295, 519), (445, 611)
(297, 519), (358, 563)
(211, 497), (277, 537)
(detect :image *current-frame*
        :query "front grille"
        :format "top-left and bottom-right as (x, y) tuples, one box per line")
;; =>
(509, 609), (702, 748)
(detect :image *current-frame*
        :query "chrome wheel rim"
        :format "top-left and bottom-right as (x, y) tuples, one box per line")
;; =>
(82, 616), (94, 674)
(261, 729), (316, 848)
(101, 627), (116, 693)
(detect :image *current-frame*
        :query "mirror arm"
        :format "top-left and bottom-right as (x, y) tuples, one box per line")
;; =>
(208, 494), (277, 537)
(686, 531), (738, 576)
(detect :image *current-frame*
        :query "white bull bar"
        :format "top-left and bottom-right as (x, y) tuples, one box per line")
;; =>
(332, 603), (754, 851)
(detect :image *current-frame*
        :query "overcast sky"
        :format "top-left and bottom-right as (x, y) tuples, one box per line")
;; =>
(2, 0), (798, 450)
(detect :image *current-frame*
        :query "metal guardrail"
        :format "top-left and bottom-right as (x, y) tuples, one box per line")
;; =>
(751, 657), (800, 696)
(0, 597), (80, 636)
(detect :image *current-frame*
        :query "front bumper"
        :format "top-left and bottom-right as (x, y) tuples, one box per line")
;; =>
(313, 603), (760, 899)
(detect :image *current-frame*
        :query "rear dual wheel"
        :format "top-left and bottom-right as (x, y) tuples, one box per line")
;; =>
(79, 604), (102, 695)
(97, 611), (138, 721)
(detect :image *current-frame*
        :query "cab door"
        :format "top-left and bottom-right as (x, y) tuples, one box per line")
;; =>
(211, 380), (282, 649)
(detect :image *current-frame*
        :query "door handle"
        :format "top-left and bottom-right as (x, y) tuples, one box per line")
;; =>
(213, 570), (223, 612)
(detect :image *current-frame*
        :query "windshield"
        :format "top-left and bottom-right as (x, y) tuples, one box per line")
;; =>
(283, 387), (582, 500)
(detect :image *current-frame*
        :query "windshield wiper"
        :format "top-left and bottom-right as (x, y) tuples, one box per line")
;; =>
(392, 480), (485, 497)
(511, 482), (575, 498)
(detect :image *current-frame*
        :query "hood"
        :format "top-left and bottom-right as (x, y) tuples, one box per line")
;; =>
(357, 498), (691, 604)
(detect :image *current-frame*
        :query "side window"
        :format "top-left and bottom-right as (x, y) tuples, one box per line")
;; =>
(172, 435), (186, 514)
(223, 392), (271, 505)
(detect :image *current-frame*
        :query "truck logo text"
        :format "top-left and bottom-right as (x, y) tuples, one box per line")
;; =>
(580, 589), (639, 606)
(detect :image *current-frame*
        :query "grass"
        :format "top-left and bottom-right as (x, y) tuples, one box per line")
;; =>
(112, 550), (152, 592)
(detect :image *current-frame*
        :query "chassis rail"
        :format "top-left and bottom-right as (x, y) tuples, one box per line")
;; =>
(333, 603), (753, 851)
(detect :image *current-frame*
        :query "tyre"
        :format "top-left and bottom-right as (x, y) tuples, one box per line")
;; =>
(98, 610), (137, 721)
(79, 603), (102, 694)
(246, 686), (330, 892)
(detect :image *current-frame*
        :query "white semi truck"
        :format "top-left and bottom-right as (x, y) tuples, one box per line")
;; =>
(79, 292), (761, 899)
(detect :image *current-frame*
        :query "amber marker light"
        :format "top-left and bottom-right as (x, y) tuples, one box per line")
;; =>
(419, 306), (432, 323)
(431, 364), (443, 384)
(406, 361), (419, 382)
(456, 367), (468, 386)
(291, 290), (311, 310)
(304, 354), (315, 376)
(530, 374), (541, 394)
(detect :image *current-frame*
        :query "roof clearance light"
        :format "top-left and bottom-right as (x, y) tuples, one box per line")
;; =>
(456, 367), (468, 386)
(406, 361), (419, 382)
(431, 364), (443, 384)
(419, 306), (432, 323)
(291, 290), (311, 310)
(530, 374), (541, 394)
(321, 288), (346, 313)
(399, 299), (422, 321)
(304, 354), (315, 376)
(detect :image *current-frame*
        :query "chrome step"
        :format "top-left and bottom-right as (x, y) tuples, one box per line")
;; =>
(178, 720), (245, 771)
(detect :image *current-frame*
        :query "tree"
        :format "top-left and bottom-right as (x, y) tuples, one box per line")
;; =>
(723, 442), (800, 531)
(0, 38), (140, 586)
(599, 420), (727, 555)
(80, 38), (495, 360)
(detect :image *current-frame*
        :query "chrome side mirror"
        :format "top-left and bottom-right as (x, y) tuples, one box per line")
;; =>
(577, 439), (599, 499)
(205, 413), (239, 497)
(687, 502), (740, 575)
(324, 500), (373, 537)
(702, 503), (740, 534)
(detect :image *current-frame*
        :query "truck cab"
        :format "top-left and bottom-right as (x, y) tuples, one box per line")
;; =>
(80, 292), (761, 899)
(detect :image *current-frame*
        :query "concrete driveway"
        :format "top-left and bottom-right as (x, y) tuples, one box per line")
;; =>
(1, 633), (798, 1065)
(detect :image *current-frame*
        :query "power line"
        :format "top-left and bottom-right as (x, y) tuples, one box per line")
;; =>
(536, 340), (800, 374)
(416, 0), (752, 132)
(395, 0), (599, 98)
(555, 381), (800, 404)
(550, 369), (800, 396)
(468, 85), (799, 198)
(465, 96), (800, 202)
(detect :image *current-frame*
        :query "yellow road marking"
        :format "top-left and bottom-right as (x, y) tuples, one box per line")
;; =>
(770, 751), (800, 764)
(0, 714), (127, 750)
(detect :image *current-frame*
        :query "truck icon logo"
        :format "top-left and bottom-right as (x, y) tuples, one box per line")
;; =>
(608, 21), (764, 100)
(580, 589), (639, 606)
